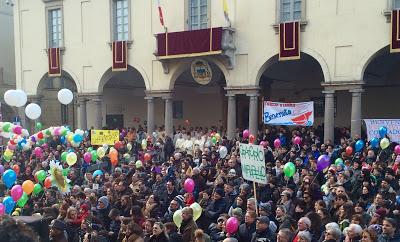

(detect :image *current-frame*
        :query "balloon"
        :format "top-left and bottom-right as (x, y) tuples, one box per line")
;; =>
(11, 185), (23, 201)
(73, 134), (83, 143)
(274, 138), (281, 148)
(12, 125), (22, 135)
(380, 138), (390, 149)
(66, 152), (77, 166)
(62, 168), (70, 176)
(283, 162), (296, 177)
(345, 146), (353, 156)
(190, 202), (202, 221)
(294, 136), (302, 145)
(4, 89), (19, 106)
(395, 145), (400, 155)
(91, 150), (98, 162)
(34, 147), (43, 157)
(114, 141), (122, 150)
(370, 138), (379, 148)
(335, 158), (344, 166)
(14, 89), (27, 107)
(22, 180), (34, 195)
(0, 203), (4, 215)
(135, 160), (143, 168)
(123, 153), (131, 160)
(0, 165), (4, 174)
(57, 88), (74, 105)
(3, 196), (15, 214)
(12, 164), (20, 175)
(97, 147), (106, 158)
(379, 126), (388, 138)
(35, 122), (42, 130)
(84, 152), (92, 163)
(17, 192), (29, 207)
(225, 217), (239, 234)
(211, 136), (217, 144)
(44, 177), (52, 188)
(2, 169), (17, 188)
(32, 184), (42, 195)
(152, 132), (157, 138)
(243, 129), (249, 139)
(102, 144), (109, 151)
(144, 153), (151, 162)
(25, 103), (42, 120)
(355, 140), (365, 152)
(109, 149), (118, 160)
(2, 122), (12, 132)
(35, 170), (46, 182)
(215, 133), (221, 141)
(173, 210), (183, 228)
(93, 170), (103, 178)
(219, 146), (228, 158)
(127, 143), (132, 151)
(184, 178), (195, 193)
(61, 151), (68, 162)
(249, 134), (255, 144)
(317, 155), (330, 172)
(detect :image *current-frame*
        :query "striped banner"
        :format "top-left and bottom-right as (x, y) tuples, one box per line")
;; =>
(48, 48), (61, 76)
(279, 22), (300, 61)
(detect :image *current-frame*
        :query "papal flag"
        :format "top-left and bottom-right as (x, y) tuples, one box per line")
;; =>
(157, 0), (165, 29)
(223, 0), (230, 26)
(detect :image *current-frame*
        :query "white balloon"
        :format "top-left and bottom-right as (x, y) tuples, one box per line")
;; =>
(4, 89), (18, 106)
(219, 146), (228, 159)
(57, 88), (74, 105)
(14, 89), (27, 107)
(25, 103), (42, 120)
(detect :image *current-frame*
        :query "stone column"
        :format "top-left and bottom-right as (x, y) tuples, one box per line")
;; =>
(226, 93), (236, 140)
(77, 97), (87, 130)
(323, 90), (335, 143)
(92, 96), (103, 129)
(350, 89), (364, 139)
(163, 96), (173, 138)
(248, 93), (259, 137)
(146, 97), (155, 135)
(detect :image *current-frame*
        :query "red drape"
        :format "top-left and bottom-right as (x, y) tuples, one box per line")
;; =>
(279, 22), (300, 61)
(391, 10), (400, 52)
(48, 48), (61, 76)
(112, 41), (128, 71)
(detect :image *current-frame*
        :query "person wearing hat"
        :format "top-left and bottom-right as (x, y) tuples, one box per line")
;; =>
(49, 219), (68, 242)
(251, 216), (276, 242)
(95, 196), (112, 230)
(209, 214), (229, 242)
(260, 202), (278, 233)
(204, 188), (227, 224)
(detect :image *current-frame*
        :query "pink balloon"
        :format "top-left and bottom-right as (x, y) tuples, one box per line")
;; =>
(395, 145), (400, 155)
(225, 217), (239, 234)
(34, 147), (43, 157)
(54, 127), (61, 136)
(11, 185), (23, 201)
(184, 178), (195, 193)
(260, 141), (267, 148)
(7, 144), (16, 150)
(243, 129), (250, 139)
(13, 126), (22, 135)
(84, 152), (92, 163)
(0, 203), (4, 215)
(41, 143), (48, 149)
(274, 139), (281, 148)
(294, 136), (302, 145)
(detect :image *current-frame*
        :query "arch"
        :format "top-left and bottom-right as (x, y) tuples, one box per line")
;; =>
(253, 48), (331, 86)
(37, 70), (79, 94)
(168, 57), (231, 90)
(98, 65), (149, 93)
(355, 45), (389, 81)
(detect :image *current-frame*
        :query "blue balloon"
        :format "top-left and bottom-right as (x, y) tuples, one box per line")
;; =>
(355, 140), (365, 152)
(3, 196), (15, 214)
(60, 136), (66, 144)
(73, 134), (83, 143)
(370, 138), (379, 148)
(93, 170), (103, 178)
(396, 195), (400, 205)
(2, 169), (17, 188)
(379, 126), (388, 138)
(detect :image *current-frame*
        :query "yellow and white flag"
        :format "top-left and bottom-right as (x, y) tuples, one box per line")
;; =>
(223, 0), (230, 26)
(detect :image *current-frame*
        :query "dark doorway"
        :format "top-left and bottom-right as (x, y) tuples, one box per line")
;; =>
(106, 114), (124, 129)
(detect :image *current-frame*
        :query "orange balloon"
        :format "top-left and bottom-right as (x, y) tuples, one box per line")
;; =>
(144, 153), (151, 162)
(249, 134), (256, 144)
(22, 180), (34, 195)
(13, 164), (20, 175)
(110, 158), (118, 166)
(44, 177), (52, 188)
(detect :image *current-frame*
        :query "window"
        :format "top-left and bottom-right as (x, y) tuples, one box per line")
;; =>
(189, 0), (208, 30)
(113, 0), (129, 41)
(394, 0), (400, 9)
(280, 0), (301, 23)
(48, 8), (62, 48)
(173, 101), (183, 119)
(61, 104), (68, 124)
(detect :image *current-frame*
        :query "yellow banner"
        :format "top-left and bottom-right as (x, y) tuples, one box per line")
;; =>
(90, 130), (120, 146)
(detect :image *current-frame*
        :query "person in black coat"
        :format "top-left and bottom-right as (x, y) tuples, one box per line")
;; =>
(204, 188), (227, 224)
(238, 211), (257, 242)
(251, 216), (276, 242)
(165, 222), (183, 242)
(149, 222), (169, 242)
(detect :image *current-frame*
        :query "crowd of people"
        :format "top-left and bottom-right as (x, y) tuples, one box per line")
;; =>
(0, 124), (400, 242)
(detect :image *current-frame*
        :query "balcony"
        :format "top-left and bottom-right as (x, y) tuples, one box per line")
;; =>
(155, 27), (235, 72)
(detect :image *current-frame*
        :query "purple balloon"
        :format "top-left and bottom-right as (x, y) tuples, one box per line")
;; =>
(0, 165), (4, 174)
(317, 155), (330, 172)
(30, 136), (36, 142)
(0, 203), (4, 215)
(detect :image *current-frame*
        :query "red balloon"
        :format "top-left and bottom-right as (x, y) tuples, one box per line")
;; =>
(346, 146), (353, 156)
(114, 141), (121, 150)
(37, 132), (44, 139)
(13, 164), (20, 175)
(44, 177), (52, 188)
(144, 153), (151, 162)
(249, 134), (256, 144)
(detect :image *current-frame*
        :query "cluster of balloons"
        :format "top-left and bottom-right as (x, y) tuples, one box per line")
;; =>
(173, 202), (202, 228)
(210, 132), (222, 145)
(4, 89), (27, 107)
(242, 129), (256, 144)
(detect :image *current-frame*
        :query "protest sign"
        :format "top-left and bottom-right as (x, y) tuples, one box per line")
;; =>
(364, 119), (400, 142)
(263, 101), (314, 126)
(239, 143), (267, 184)
(90, 130), (120, 145)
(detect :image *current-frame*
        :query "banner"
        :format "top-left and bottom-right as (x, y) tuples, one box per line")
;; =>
(112, 41), (128, 71)
(279, 21), (300, 61)
(239, 143), (267, 184)
(263, 101), (314, 126)
(364, 119), (400, 142)
(91, 130), (120, 146)
(391, 10), (400, 53)
(48, 47), (61, 76)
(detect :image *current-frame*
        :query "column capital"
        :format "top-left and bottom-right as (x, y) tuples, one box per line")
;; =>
(144, 96), (155, 100)
(322, 90), (335, 94)
(349, 88), (364, 93)
(224, 86), (260, 95)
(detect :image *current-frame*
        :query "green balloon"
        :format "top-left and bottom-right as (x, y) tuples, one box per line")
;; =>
(2, 122), (11, 132)
(3, 154), (12, 161)
(88, 147), (93, 152)
(61, 152), (68, 162)
(91, 150), (98, 162)
(17, 192), (29, 207)
(45, 129), (51, 136)
(62, 168), (70, 176)
(335, 158), (344, 165)
(211, 137), (217, 144)
(32, 184), (42, 196)
(35, 122), (42, 130)
(283, 162), (296, 177)
(61, 128), (68, 136)
(36, 170), (46, 182)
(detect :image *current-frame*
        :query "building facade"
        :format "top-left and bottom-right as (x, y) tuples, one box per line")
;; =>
(13, 0), (400, 142)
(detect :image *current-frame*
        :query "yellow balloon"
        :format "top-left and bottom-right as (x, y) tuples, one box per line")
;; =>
(173, 210), (182, 228)
(66, 152), (77, 166)
(97, 147), (105, 158)
(380, 138), (390, 149)
(190, 202), (202, 221)
(215, 133), (221, 141)
(67, 134), (73, 142)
